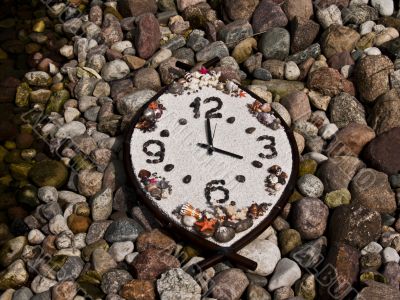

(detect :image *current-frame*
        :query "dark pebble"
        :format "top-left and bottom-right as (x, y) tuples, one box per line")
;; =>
(214, 226), (235, 243)
(138, 169), (151, 179)
(235, 175), (246, 183)
(252, 161), (263, 168)
(164, 164), (174, 172)
(160, 130), (169, 137)
(235, 218), (253, 233)
(245, 127), (256, 134)
(227, 117), (236, 124)
(183, 175), (191, 183)
(179, 118), (187, 125)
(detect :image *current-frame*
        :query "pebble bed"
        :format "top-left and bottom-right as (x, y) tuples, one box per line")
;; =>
(0, 0), (400, 299)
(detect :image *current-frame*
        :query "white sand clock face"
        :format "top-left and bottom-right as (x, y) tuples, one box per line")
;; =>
(129, 72), (296, 247)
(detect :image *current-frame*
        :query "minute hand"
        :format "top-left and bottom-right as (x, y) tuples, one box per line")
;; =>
(211, 147), (243, 159)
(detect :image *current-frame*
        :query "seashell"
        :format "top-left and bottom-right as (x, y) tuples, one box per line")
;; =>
(274, 183), (283, 191)
(249, 100), (262, 112)
(214, 226), (235, 243)
(182, 215), (197, 227)
(226, 81), (239, 93)
(138, 169), (151, 179)
(153, 108), (163, 118)
(157, 180), (169, 189)
(266, 174), (279, 185)
(261, 103), (272, 113)
(180, 203), (202, 219)
(216, 83), (224, 90)
(269, 165), (282, 175)
(184, 73), (193, 81)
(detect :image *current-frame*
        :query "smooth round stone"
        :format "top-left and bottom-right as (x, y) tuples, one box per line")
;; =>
(235, 175), (246, 183)
(364, 47), (381, 56)
(227, 117), (236, 124)
(182, 215), (197, 227)
(297, 174), (324, 198)
(183, 175), (192, 184)
(360, 21), (376, 35)
(235, 218), (253, 233)
(214, 226), (235, 243)
(178, 118), (187, 125)
(160, 130), (169, 137)
(382, 247), (400, 263)
(164, 164), (174, 172)
(361, 241), (383, 255)
(108, 241), (134, 262)
(252, 161), (263, 168)
(28, 229), (45, 245)
(245, 127), (256, 134)
(253, 68), (272, 81)
(37, 186), (58, 203)
(284, 61), (300, 81)
(371, 0), (394, 16)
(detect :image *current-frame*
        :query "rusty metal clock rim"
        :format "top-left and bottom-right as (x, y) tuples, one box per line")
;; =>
(123, 82), (299, 270)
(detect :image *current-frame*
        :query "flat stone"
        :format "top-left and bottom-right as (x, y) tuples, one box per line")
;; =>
(357, 280), (400, 300)
(0, 260), (28, 290)
(135, 13), (161, 60)
(104, 218), (144, 243)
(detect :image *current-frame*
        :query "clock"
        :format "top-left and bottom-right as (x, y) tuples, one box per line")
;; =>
(125, 69), (298, 253)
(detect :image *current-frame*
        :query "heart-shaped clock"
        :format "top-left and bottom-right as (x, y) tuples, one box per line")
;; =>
(124, 62), (299, 271)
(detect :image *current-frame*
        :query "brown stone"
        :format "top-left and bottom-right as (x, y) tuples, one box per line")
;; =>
(291, 198), (329, 240)
(120, 280), (155, 300)
(319, 243), (359, 299)
(52, 281), (78, 300)
(136, 229), (176, 254)
(280, 91), (311, 122)
(282, 0), (313, 21)
(321, 25), (360, 58)
(358, 280), (400, 300)
(130, 249), (180, 280)
(364, 127), (400, 175)
(223, 0), (259, 21)
(134, 13), (161, 60)
(262, 59), (285, 79)
(316, 156), (365, 193)
(118, 0), (157, 17)
(298, 57), (315, 81)
(251, 0), (288, 33)
(290, 17), (320, 53)
(307, 67), (354, 97)
(370, 89), (400, 135)
(327, 51), (354, 70)
(355, 55), (394, 103)
(124, 55), (146, 70)
(326, 123), (376, 157)
(211, 268), (249, 300)
(67, 214), (92, 234)
(329, 204), (381, 249)
(350, 168), (396, 214)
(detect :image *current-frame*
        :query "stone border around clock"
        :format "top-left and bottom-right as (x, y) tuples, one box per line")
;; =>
(123, 72), (299, 256)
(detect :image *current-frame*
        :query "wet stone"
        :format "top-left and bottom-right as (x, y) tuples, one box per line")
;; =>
(252, 161), (263, 168)
(183, 175), (192, 184)
(235, 175), (246, 183)
(160, 130), (169, 137)
(227, 117), (235, 123)
(164, 164), (174, 172)
(245, 127), (256, 134)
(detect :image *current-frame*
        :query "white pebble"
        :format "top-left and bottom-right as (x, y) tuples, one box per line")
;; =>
(110, 41), (133, 53)
(28, 229), (45, 245)
(48, 215), (69, 235)
(364, 47), (382, 56)
(125, 252), (139, 264)
(382, 247), (400, 263)
(74, 233), (87, 249)
(319, 123), (338, 140)
(316, 5), (342, 29)
(302, 152), (328, 164)
(55, 231), (73, 249)
(371, 0), (394, 17)
(59, 45), (74, 58)
(360, 21), (376, 35)
(350, 0), (369, 5)
(284, 61), (300, 81)
(31, 275), (57, 294)
(38, 186), (58, 203)
(109, 241), (135, 262)
(268, 258), (301, 291)
(182, 215), (197, 227)
(340, 65), (354, 79)
(64, 107), (80, 123)
(361, 242), (383, 255)
(373, 24), (386, 34)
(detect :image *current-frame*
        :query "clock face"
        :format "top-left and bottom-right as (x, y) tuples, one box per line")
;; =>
(127, 71), (297, 248)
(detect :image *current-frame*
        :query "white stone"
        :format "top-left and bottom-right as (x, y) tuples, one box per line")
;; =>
(284, 61), (301, 81)
(257, 226), (276, 240)
(374, 27), (399, 46)
(319, 123), (338, 140)
(28, 229), (45, 245)
(108, 241), (134, 262)
(31, 275), (57, 294)
(302, 152), (328, 163)
(101, 59), (130, 82)
(111, 41), (133, 53)
(293, 131), (305, 154)
(340, 65), (354, 79)
(316, 5), (342, 29)
(58, 190), (87, 204)
(55, 231), (73, 249)
(268, 258), (301, 291)
(360, 21), (376, 35)
(125, 252), (139, 264)
(371, 0), (394, 16)
(238, 239), (281, 276)
(373, 24), (387, 34)
(182, 215), (197, 227)
(364, 47), (382, 56)
(60, 45), (74, 58)
(55, 121), (86, 139)
(64, 107), (81, 123)
(91, 188), (113, 221)
(382, 247), (400, 263)
(38, 186), (58, 203)
(350, 0), (369, 4)
(150, 48), (173, 68)
(308, 90), (331, 111)
(49, 215), (69, 235)
(361, 242), (383, 255)
(54, 248), (81, 257)
(74, 233), (87, 249)
(297, 174), (324, 198)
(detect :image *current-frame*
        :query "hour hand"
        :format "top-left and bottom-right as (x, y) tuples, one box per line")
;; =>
(197, 143), (243, 159)
(206, 118), (213, 154)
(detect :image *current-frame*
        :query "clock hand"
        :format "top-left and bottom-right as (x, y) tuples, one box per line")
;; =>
(206, 118), (213, 154)
(197, 143), (243, 159)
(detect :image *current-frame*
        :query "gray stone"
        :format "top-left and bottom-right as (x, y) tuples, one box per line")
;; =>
(55, 121), (86, 139)
(57, 256), (84, 281)
(259, 28), (290, 60)
(117, 89), (156, 115)
(217, 19), (253, 47)
(297, 174), (324, 198)
(290, 237), (327, 268)
(37, 186), (58, 203)
(101, 269), (133, 294)
(91, 188), (113, 221)
(101, 60), (130, 82)
(187, 30), (209, 52)
(104, 218), (144, 243)
(253, 68), (272, 81)
(157, 268), (201, 300)
(12, 287), (33, 300)
(86, 220), (113, 244)
(268, 258), (301, 291)
(196, 41), (229, 62)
